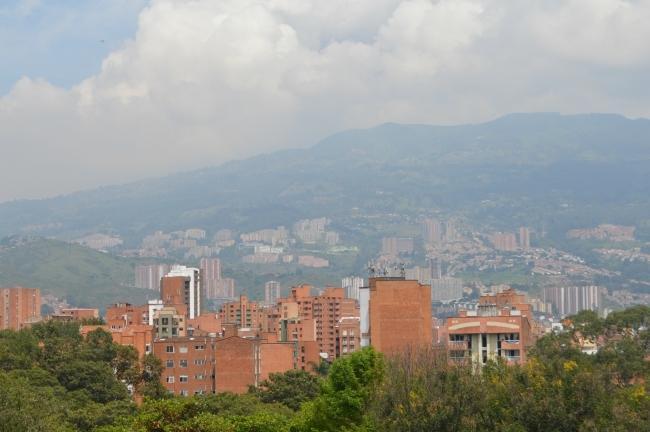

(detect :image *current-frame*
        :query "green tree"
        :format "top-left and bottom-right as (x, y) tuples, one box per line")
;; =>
(0, 371), (72, 432)
(55, 359), (129, 403)
(294, 348), (384, 432)
(251, 370), (320, 411)
(140, 354), (168, 399)
(569, 310), (604, 338)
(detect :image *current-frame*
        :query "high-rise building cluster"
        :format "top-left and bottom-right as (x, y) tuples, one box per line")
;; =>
(490, 227), (531, 251)
(79, 276), (457, 396)
(490, 232), (518, 251)
(264, 281), (281, 305)
(292, 218), (338, 245)
(200, 258), (235, 299)
(135, 264), (172, 290)
(342, 276), (364, 301)
(9, 270), (547, 398)
(381, 237), (415, 256)
(431, 277), (464, 302)
(422, 218), (460, 244)
(543, 285), (603, 317)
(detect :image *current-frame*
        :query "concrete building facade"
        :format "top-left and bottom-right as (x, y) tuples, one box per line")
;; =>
(445, 289), (536, 366)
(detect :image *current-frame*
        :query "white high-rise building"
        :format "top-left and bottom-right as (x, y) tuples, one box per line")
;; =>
(265, 281), (281, 305)
(200, 258), (223, 299)
(359, 286), (370, 347)
(165, 265), (201, 319)
(147, 299), (165, 325)
(431, 277), (464, 302)
(135, 264), (171, 290)
(543, 286), (603, 317)
(342, 276), (365, 301)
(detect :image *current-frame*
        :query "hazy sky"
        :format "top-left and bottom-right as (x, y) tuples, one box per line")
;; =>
(1, 0), (650, 202)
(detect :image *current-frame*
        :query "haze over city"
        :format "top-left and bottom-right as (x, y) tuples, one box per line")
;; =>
(2, 0), (650, 201)
(1, 1), (650, 431)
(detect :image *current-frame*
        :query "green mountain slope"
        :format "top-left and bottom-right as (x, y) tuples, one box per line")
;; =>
(0, 112), (649, 241)
(0, 237), (150, 309)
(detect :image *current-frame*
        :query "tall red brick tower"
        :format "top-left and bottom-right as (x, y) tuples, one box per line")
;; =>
(368, 277), (432, 355)
(0, 286), (41, 330)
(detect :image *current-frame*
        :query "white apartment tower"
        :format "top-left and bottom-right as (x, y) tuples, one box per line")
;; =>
(342, 276), (365, 301)
(264, 281), (281, 305)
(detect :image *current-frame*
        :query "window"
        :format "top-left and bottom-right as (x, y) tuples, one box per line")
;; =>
(195, 344), (205, 350)
(166, 345), (174, 353)
(166, 376), (175, 383)
(179, 390), (188, 396)
(179, 375), (188, 383)
(194, 359), (205, 365)
(194, 390), (204, 395)
(162, 317), (169, 325)
(180, 359), (188, 368)
(145, 344), (151, 353)
(179, 346), (188, 354)
(195, 374), (204, 380)
(166, 360), (174, 368)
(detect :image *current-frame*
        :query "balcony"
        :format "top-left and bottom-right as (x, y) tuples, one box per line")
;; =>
(448, 340), (469, 351)
(505, 356), (521, 365)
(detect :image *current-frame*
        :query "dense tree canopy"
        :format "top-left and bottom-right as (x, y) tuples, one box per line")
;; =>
(0, 321), (158, 431)
(250, 369), (321, 411)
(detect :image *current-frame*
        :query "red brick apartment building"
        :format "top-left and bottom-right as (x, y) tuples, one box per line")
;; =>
(219, 295), (264, 329)
(154, 336), (216, 396)
(282, 284), (359, 360)
(52, 308), (99, 321)
(106, 303), (148, 330)
(97, 280), (364, 397)
(367, 277), (432, 355)
(444, 288), (536, 366)
(0, 286), (41, 330)
(153, 335), (297, 395)
(222, 286), (361, 363)
(80, 324), (154, 358)
(160, 277), (190, 318)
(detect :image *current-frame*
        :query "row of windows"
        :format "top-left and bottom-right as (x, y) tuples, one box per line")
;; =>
(166, 359), (207, 367)
(177, 389), (205, 396)
(165, 374), (207, 383)
(165, 344), (206, 353)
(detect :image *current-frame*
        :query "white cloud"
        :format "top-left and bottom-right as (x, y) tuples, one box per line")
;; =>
(1, 0), (650, 201)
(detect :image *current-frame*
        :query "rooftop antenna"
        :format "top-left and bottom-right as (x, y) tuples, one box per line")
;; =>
(367, 262), (376, 278)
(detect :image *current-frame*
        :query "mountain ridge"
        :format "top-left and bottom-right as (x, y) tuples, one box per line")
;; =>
(1, 112), (649, 240)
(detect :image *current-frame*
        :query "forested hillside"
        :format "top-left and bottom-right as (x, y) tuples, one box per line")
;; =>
(0, 237), (149, 309)
(1, 113), (649, 242)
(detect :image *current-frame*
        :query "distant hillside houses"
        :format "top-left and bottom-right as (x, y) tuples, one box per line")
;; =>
(567, 224), (635, 242)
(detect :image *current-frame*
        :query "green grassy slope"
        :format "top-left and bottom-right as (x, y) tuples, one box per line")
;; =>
(0, 237), (151, 310)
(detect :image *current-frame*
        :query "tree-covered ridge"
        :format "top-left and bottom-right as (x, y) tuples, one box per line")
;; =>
(0, 237), (148, 310)
(1, 307), (649, 431)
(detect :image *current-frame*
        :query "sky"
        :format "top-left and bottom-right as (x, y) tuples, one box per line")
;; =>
(1, 0), (650, 203)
